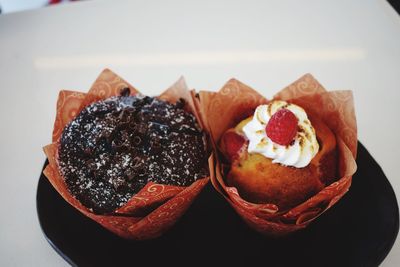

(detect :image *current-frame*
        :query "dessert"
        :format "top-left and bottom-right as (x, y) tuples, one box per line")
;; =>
(43, 69), (212, 240)
(219, 100), (337, 210)
(58, 88), (208, 214)
(200, 74), (357, 236)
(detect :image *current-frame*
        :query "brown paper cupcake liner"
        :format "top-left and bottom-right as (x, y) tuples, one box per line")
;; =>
(43, 69), (210, 240)
(198, 74), (357, 236)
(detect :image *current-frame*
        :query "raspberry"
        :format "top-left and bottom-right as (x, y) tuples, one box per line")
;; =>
(266, 109), (298, 145)
(222, 131), (246, 161)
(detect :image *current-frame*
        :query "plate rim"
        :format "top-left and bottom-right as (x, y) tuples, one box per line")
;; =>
(36, 142), (400, 267)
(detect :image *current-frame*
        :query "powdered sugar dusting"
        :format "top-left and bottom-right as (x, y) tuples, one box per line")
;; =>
(58, 94), (208, 214)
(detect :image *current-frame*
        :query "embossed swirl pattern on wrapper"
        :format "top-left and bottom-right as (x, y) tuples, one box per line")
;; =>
(225, 187), (279, 217)
(274, 74), (357, 157)
(52, 91), (86, 142)
(115, 183), (185, 215)
(127, 178), (208, 239)
(206, 79), (268, 142)
(274, 73), (326, 100)
(80, 69), (139, 110)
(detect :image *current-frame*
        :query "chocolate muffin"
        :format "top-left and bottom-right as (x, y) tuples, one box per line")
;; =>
(58, 88), (208, 214)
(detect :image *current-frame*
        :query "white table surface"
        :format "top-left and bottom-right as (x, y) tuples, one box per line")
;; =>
(1, 0), (399, 266)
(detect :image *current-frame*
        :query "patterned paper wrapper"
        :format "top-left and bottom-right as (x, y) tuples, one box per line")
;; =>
(43, 69), (210, 240)
(198, 74), (357, 236)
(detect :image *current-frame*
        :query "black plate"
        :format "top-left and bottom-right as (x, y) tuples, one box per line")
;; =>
(37, 143), (399, 267)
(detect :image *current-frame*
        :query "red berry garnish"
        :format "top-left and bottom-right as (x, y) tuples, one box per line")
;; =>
(222, 131), (246, 161)
(266, 109), (298, 145)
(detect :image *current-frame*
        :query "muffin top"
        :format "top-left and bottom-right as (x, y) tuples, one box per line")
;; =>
(58, 89), (208, 214)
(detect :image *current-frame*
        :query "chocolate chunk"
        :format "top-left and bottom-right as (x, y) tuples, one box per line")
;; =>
(175, 98), (186, 109)
(120, 87), (131, 97)
(58, 95), (208, 214)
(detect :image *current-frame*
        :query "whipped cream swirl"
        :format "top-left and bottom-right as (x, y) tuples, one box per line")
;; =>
(242, 100), (319, 168)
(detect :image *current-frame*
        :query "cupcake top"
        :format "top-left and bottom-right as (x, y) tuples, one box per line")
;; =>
(242, 100), (319, 168)
(58, 89), (208, 214)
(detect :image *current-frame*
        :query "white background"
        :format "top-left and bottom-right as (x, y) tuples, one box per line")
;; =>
(0, 0), (399, 266)
(0, 0), (48, 14)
